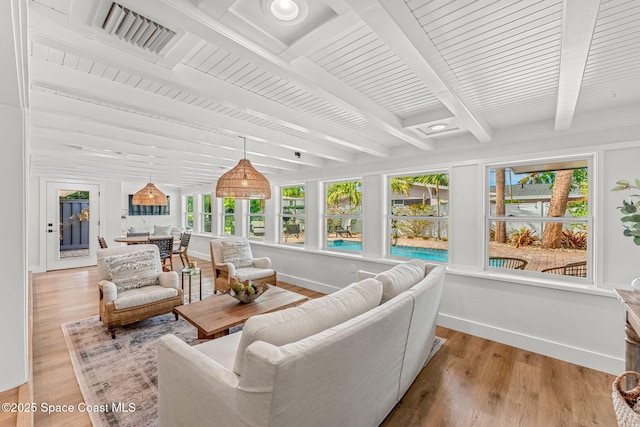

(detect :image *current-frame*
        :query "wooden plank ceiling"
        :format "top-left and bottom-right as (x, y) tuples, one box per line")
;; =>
(26, 0), (640, 188)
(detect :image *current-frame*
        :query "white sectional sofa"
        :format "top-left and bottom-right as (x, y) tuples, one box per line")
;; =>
(157, 259), (445, 427)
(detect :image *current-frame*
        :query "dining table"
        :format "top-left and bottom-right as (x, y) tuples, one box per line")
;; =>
(113, 236), (150, 245)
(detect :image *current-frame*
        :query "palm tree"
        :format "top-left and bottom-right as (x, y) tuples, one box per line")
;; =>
(495, 168), (507, 243)
(327, 181), (362, 210)
(542, 170), (574, 248)
(390, 177), (413, 196)
(414, 174), (449, 239)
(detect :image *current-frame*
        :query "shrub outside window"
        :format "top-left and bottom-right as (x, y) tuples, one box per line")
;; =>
(223, 198), (235, 235)
(280, 185), (305, 245)
(184, 195), (193, 230)
(202, 194), (212, 233)
(325, 180), (362, 251)
(487, 159), (590, 279)
(389, 173), (449, 262)
(249, 200), (265, 240)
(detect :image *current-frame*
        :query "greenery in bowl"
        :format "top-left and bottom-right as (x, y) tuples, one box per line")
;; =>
(612, 179), (640, 245)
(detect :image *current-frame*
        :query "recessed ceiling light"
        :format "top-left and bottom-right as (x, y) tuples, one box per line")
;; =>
(429, 124), (447, 131)
(270, 0), (299, 21)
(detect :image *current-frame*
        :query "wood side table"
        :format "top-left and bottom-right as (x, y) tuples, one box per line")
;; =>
(615, 289), (640, 387)
(181, 267), (202, 303)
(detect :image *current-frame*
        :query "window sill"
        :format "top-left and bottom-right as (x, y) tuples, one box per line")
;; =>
(446, 266), (616, 298)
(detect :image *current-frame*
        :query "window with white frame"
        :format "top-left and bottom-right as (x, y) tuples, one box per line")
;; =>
(222, 198), (235, 235)
(184, 195), (193, 231)
(280, 185), (305, 245)
(202, 193), (212, 233)
(389, 173), (449, 262)
(487, 158), (590, 279)
(248, 200), (265, 239)
(325, 180), (362, 251)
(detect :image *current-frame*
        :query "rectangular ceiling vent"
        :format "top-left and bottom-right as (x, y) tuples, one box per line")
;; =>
(101, 2), (176, 54)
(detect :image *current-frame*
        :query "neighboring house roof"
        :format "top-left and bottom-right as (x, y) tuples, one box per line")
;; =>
(489, 183), (583, 200)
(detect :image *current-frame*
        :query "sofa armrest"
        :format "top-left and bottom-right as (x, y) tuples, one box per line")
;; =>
(158, 271), (179, 289)
(252, 257), (271, 269)
(356, 270), (376, 281)
(157, 335), (246, 427)
(98, 280), (117, 303)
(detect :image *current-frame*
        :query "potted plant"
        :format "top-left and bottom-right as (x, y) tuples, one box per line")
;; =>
(612, 179), (640, 245)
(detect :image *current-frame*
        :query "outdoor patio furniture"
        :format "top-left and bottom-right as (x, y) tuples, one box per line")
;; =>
(335, 225), (352, 237)
(541, 261), (587, 277)
(489, 256), (528, 270)
(284, 223), (300, 241)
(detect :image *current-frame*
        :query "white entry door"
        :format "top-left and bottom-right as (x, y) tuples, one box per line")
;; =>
(46, 182), (101, 271)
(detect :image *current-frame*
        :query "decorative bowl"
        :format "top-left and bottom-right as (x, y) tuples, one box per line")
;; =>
(227, 281), (269, 303)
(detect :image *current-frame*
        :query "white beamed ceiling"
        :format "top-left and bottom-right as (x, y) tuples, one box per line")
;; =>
(26, 0), (640, 188)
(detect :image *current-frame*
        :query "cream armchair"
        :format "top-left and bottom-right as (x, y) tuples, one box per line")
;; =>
(97, 244), (183, 338)
(209, 237), (277, 293)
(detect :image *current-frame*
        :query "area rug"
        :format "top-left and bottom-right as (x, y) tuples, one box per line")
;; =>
(63, 309), (445, 427)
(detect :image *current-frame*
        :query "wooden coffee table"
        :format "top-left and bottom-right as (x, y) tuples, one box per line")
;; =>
(174, 286), (309, 339)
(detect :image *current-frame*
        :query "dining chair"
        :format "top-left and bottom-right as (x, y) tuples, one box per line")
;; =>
(172, 232), (191, 267)
(148, 236), (174, 271)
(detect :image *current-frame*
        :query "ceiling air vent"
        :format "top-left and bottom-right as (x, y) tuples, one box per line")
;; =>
(101, 2), (176, 54)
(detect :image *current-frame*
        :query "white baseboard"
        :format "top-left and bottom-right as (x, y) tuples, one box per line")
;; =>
(276, 273), (341, 295)
(438, 313), (623, 375)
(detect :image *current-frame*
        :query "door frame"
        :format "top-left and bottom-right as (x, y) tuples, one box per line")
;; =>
(42, 179), (103, 271)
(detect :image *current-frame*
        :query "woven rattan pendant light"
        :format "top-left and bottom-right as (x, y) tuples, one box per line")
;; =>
(216, 137), (271, 200)
(132, 173), (168, 205)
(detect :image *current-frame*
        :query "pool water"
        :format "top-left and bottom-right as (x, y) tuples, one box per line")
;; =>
(327, 240), (448, 262)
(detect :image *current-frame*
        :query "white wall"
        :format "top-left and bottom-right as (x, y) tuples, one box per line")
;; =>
(0, 0), (28, 392)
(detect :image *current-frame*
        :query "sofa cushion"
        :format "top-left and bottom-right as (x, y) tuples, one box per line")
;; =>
(235, 267), (275, 282)
(221, 240), (253, 269)
(154, 225), (173, 236)
(103, 248), (158, 292)
(113, 285), (178, 310)
(375, 259), (428, 303)
(233, 278), (383, 375)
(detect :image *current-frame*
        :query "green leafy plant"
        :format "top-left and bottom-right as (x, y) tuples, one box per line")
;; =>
(612, 179), (640, 245)
(507, 227), (540, 248)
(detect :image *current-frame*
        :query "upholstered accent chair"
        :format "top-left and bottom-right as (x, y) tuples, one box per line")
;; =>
(209, 237), (276, 294)
(97, 244), (183, 338)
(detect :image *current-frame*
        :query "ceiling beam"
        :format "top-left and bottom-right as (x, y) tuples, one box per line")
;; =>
(554, 0), (600, 131)
(30, 103), (325, 169)
(343, 0), (493, 143)
(28, 7), (367, 161)
(29, 57), (347, 168)
(155, 0), (425, 150)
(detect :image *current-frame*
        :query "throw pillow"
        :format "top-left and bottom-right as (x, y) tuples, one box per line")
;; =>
(104, 248), (158, 292)
(129, 226), (149, 234)
(153, 225), (173, 236)
(221, 240), (253, 269)
(375, 259), (428, 303)
(233, 278), (383, 375)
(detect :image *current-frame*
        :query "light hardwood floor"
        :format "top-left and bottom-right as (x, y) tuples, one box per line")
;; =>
(2, 256), (618, 426)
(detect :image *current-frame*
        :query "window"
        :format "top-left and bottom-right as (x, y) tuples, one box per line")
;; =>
(223, 198), (235, 235)
(389, 173), (449, 262)
(184, 195), (193, 230)
(249, 200), (265, 239)
(487, 159), (590, 279)
(280, 185), (305, 245)
(325, 180), (362, 251)
(202, 194), (212, 233)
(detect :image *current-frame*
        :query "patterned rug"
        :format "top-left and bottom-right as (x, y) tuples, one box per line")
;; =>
(62, 313), (201, 427)
(62, 309), (445, 427)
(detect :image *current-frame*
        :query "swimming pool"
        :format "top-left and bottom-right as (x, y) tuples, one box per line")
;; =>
(327, 240), (448, 262)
